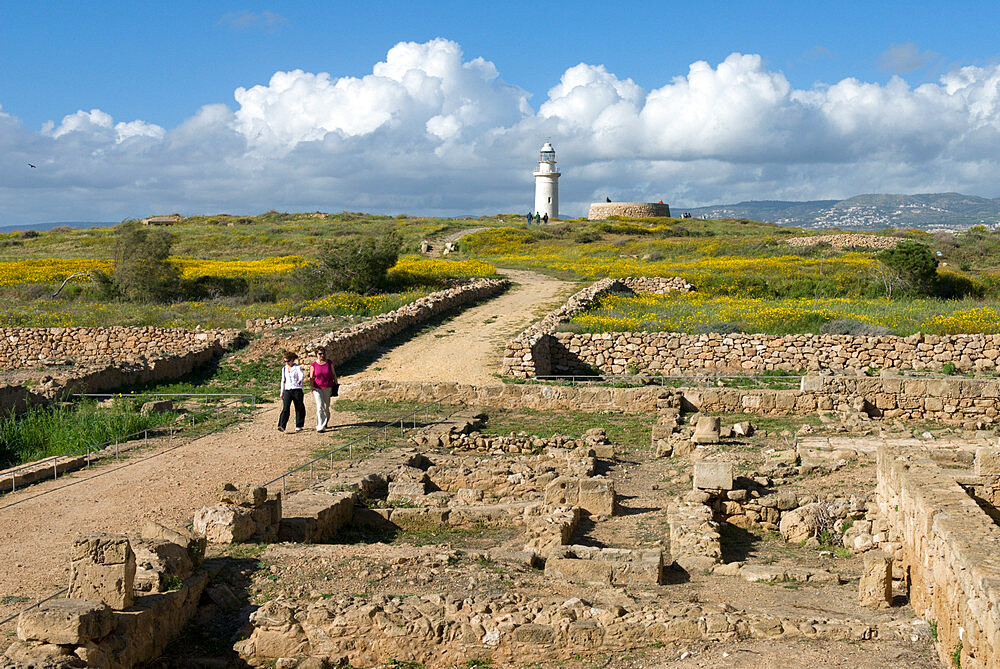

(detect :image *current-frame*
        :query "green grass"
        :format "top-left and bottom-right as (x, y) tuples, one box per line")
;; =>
(0, 400), (177, 468)
(0, 212), (499, 261)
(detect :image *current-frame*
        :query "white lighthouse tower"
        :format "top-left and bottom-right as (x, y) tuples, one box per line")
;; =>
(533, 141), (560, 221)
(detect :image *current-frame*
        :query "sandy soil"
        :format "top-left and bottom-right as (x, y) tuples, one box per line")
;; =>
(0, 270), (562, 622)
(0, 401), (362, 623)
(347, 269), (574, 385)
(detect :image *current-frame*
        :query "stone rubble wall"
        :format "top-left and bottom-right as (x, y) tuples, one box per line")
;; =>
(0, 327), (239, 368)
(501, 277), (691, 378)
(0, 335), (241, 417)
(244, 279), (496, 334)
(587, 202), (671, 219)
(785, 234), (901, 250)
(685, 375), (1000, 428)
(236, 592), (912, 668)
(300, 278), (507, 366)
(876, 446), (1000, 669)
(548, 331), (1000, 376)
(347, 377), (1000, 428)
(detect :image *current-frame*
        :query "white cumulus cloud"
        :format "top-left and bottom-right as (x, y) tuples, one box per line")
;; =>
(5, 39), (1000, 224)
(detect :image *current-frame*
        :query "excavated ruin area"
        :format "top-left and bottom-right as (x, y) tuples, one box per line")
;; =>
(153, 409), (958, 668)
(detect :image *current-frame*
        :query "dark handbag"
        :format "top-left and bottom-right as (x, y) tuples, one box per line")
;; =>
(332, 383), (339, 397)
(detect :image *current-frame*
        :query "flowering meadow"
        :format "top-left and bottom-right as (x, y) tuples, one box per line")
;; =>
(0, 253), (494, 328)
(569, 292), (1000, 336)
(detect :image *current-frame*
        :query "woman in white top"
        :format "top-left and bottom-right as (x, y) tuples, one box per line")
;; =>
(277, 351), (306, 432)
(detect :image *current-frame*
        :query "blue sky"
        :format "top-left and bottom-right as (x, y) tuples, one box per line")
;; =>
(2, 1), (1000, 223)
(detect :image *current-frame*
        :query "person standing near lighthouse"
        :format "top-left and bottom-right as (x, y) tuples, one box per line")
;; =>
(533, 141), (560, 221)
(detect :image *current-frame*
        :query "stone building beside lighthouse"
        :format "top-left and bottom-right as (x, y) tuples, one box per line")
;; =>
(533, 141), (560, 220)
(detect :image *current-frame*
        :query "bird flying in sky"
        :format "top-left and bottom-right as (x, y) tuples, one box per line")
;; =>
(27, 163), (36, 168)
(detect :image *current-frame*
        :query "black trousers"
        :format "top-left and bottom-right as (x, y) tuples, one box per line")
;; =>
(278, 389), (305, 429)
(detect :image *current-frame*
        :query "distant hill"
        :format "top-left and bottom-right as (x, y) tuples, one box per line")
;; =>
(0, 221), (117, 233)
(683, 193), (1000, 230)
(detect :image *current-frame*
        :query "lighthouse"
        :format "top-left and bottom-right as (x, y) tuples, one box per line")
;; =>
(533, 141), (560, 221)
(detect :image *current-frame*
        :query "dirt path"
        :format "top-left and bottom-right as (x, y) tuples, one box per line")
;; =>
(0, 266), (571, 625)
(427, 226), (487, 257)
(345, 269), (574, 385)
(0, 401), (362, 622)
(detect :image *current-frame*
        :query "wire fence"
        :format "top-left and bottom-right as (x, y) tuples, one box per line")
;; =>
(262, 394), (455, 497)
(0, 392), (257, 628)
(0, 587), (68, 628)
(1, 393), (255, 495)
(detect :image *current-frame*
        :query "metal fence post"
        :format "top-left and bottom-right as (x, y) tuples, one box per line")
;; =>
(114, 440), (118, 458)
(53, 459), (57, 481)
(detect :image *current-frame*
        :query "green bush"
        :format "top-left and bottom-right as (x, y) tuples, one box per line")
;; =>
(111, 222), (181, 302)
(876, 241), (938, 294)
(311, 231), (402, 294)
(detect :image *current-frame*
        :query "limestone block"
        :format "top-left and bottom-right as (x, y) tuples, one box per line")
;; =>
(140, 399), (173, 415)
(140, 521), (206, 566)
(692, 415), (721, 444)
(133, 539), (194, 592)
(975, 447), (1000, 475)
(544, 557), (612, 585)
(858, 551), (892, 608)
(578, 478), (615, 516)
(732, 421), (754, 436)
(194, 505), (255, 544)
(68, 534), (136, 609)
(251, 494), (282, 542)
(693, 461), (733, 491)
(387, 479), (428, 497)
(779, 503), (826, 544)
(217, 482), (267, 508)
(543, 476), (579, 507)
(17, 599), (113, 645)
(4, 641), (84, 668)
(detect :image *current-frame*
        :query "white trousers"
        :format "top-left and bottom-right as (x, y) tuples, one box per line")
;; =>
(312, 386), (333, 431)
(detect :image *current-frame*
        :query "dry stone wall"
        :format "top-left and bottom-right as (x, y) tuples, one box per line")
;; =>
(0, 334), (240, 417)
(303, 278), (507, 366)
(502, 277), (691, 378)
(785, 234), (901, 250)
(0, 327), (238, 368)
(548, 331), (1000, 376)
(876, 446), (1000, 669)
(236, 591), (913, 668)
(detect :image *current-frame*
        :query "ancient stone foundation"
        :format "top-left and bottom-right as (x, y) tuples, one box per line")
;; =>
(876, 444), (1000, 668)
(6, 530), (207, 668)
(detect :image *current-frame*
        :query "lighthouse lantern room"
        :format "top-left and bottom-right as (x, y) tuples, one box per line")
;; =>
(533, 141), (560, 220)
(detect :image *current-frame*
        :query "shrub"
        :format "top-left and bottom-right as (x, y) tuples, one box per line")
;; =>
(18, 229), (39, 239)
(574, 230), (602, 244)
(935, 270), (980, 299)
(312, 231), (402, 294)
(876, 241), (938, 294)
(111, 222), (181, 302)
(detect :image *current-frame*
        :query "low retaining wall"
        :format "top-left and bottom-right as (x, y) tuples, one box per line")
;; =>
(344, 379), (672, 413)
(304, 278), (508, 366)
(348, 375), (1000, 428)
(876, 447), (1000, 668)
(0, 336), (240, 416)
(547, 331), (1000, 376)
(502, 277), (691, 378)
(0, 327), (238, 368)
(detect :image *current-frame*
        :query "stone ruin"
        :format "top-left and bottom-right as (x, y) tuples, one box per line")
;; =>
(5, 524), (207, 668)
